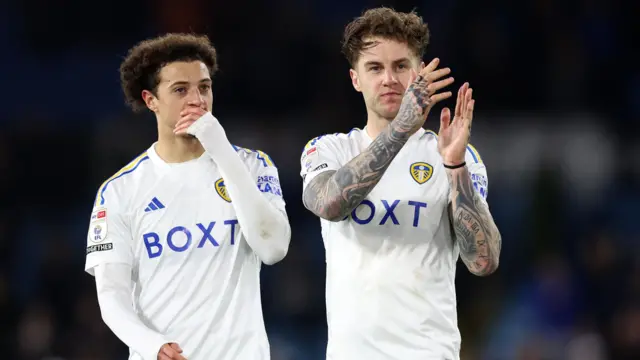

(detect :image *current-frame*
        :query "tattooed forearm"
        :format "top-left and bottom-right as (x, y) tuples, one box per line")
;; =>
(448, 166), (501, 276)
(302, 79), (433, 221)
(302, 125), (409, 221)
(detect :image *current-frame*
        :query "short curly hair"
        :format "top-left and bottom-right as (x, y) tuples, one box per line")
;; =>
(341, 7), (430, 67)
(119, 33), (219, 112)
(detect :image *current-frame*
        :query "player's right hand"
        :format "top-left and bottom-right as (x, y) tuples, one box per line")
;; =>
(399, 58), (454, 133)
(158, 342), (187, 360)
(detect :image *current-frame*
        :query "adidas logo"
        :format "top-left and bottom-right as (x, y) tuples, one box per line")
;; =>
(144, 197), (165, 212)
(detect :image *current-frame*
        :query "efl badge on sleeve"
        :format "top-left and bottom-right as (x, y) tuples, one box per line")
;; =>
(215, 178), (232, 203)
(90, 208), (108, 243)
(410, 162), (434, 184)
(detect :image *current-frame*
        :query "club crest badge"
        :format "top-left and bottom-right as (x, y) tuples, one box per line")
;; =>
(215, 178), (231, 203)
(410, 162), (433, 184)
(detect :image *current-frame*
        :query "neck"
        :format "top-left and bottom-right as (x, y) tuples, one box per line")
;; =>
(365, 111), (394, 139)
(155, 122), (205, 163)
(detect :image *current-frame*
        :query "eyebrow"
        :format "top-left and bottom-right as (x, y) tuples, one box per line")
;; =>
(363, 58), (411, 67)
(168, 78), (212, 86)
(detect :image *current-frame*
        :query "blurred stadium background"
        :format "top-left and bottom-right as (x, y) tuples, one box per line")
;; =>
(1, 0), (638, 359)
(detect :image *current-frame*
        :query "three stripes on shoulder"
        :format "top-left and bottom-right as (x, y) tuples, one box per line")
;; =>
(144, 197), (165, 212)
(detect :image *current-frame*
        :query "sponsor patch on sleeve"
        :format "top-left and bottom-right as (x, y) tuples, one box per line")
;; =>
(470, 173), (488, 199)
(257, 175), (283, 196)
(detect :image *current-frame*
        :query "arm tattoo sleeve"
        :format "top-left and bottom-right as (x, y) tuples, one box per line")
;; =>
(302, 77), (432, 221)
(448, 166), (501, 276)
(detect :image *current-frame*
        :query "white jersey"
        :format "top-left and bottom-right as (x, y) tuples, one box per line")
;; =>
(300, 127), (488, 360)
(85, 143), (285, 360)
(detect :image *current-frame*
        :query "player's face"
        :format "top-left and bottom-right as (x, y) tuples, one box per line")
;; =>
(349, 37), (424, 120)
(144, 61), (213, 129)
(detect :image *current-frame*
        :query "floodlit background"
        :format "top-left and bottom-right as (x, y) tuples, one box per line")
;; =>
(0, 0), (638, 359)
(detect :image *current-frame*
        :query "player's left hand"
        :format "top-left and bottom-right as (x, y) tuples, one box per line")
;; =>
(174, 106), (207, 136)
(437, 82), (474, 166)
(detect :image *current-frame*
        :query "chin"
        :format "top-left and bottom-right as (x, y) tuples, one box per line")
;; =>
(377, 107), (400, 120)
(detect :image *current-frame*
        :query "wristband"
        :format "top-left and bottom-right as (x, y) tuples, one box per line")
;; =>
(443, 162), (466, 169)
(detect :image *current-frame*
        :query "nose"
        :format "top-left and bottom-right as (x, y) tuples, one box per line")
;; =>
(382, 69), (398, 86)
(186, 89), (205, 108)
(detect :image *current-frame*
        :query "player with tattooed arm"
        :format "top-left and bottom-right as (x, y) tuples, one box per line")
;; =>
(299, 8), (502, 360)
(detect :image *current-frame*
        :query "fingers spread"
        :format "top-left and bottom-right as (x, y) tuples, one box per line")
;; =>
(440, 107), (451, 132)
(429, 91), (453, 104)
(461, 87), (472, 117)
(466, 99), (475, 126)
(427, 77), (454, 93)
(455, 83), (467, 117)
(425, 67), (451, 83)
(423, 58), (440, 74)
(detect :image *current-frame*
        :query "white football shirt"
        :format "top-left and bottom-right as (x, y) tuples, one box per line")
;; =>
(85, 143), (285, 360)
(300, 127), (489, 360)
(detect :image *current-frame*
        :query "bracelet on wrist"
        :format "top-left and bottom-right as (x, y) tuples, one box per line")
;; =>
(443, 161), (466, 169)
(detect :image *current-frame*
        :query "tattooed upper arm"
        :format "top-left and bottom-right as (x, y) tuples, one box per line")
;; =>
(302, 170), (341, 221)
(300, 119), (414, 222)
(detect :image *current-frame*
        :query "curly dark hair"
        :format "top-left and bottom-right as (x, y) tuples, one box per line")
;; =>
(341, 7), (430, 67)
(119, 33), (219, 112)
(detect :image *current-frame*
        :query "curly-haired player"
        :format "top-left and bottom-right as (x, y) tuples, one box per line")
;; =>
(85, 33), (291, 360)
(299, 8), (502, 360)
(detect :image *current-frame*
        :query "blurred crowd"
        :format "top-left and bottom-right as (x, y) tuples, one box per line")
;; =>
(0, 0), (638, 359)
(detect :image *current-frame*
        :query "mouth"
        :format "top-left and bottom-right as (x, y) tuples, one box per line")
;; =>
(380, 92), (401, 97)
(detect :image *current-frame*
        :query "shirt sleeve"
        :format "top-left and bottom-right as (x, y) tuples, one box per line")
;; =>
(465, 144), (489, 204)
(85, 188), (133, 276)
(94, 263), (173, 360)
(299, 135), (342, 190)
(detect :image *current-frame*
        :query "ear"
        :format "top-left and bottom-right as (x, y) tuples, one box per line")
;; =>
(349, 69), (361, 92)
(142, 90), (158, 113)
